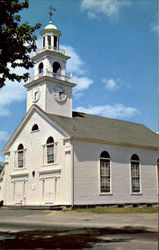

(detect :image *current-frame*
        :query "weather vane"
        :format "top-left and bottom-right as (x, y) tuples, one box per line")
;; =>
(48, 6), (56, 23)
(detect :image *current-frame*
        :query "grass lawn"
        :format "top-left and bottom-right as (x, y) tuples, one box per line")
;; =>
(70, 206), (158, 214)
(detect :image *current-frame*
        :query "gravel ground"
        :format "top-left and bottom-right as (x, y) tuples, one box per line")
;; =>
(0, 209), (158, 249)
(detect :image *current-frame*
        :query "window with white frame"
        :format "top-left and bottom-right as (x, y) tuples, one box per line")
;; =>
(100, 151), (111, 193)
(131, 154), (140, 193)
(31, 124), (39, 132)
(17, 144), (24, 168)
(46, 137), (54, 164)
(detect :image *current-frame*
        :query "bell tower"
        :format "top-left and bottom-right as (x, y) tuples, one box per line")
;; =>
(24, 8), (76, 117)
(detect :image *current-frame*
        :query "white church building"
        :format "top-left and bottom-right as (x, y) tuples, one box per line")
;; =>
(0, 18), (159, 208)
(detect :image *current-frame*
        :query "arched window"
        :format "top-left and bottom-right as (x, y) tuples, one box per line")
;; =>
(100, 151), (111, 193)
(46, 137), (54, 164)
(131, 154), (140, 193)
(39, 62), (43, 74)
(31, 124), (39, 132)
(53, 62), (61, 76)
(17, 144), (24, 168)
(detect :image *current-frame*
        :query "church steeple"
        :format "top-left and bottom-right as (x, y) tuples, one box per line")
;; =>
(48, 6), (56, 24)
(24, 8), (76, 118)
(41, 10), (61, 52)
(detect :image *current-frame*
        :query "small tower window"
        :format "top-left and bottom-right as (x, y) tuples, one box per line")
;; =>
(53, 62), (61, 76)
(32, 124), (39, 132)
(54, 36), (57, 48)
(46, 137), (54, 164)
(32, 170), (35, 177)
(47, 35), (51, 48)
(39, 62), (43, 74)
(17, 144), (24, 168)
(43, 37), (45, 48)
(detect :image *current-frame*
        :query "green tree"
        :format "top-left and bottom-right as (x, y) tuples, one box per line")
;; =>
(0, 0), (41, 88)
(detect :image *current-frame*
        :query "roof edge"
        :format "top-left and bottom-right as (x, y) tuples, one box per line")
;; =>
(2, 105), (70, 153)
(72, 111), (158, 134)
(70, 136), (159, 151)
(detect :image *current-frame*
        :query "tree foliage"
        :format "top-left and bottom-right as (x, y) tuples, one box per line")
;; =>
(0, 0), (41, 88)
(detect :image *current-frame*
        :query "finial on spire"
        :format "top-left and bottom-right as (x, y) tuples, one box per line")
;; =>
(48, 6), (56, 24)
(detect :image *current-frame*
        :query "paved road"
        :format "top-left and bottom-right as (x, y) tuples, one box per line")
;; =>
(0, 209), (158, 249)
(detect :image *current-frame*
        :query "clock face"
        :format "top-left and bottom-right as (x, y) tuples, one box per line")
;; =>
(32, 88), (40, 103)
(54, 86), (67, 102)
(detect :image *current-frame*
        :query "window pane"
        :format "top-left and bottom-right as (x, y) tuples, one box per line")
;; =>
(18, 160), (23, 168)
(47, 154), (54, 163)
(101, 177), (110, 192)
(47, 145), (54, 163)
(132, 178), (140, 192)
(131, 162), (140, 192)
(131, 163), (139, 176)
(100, 158), (110, 193)
(47, 145), (53, 154)
(18, 151), (23, 168)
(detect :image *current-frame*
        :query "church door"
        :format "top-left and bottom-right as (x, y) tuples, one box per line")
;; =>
(14, 181), (25, 205)
(43, 178), (55, 204)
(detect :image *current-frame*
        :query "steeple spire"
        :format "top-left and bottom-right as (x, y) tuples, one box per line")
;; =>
(24, 7), (76, 118)
(48, 6), (56, 24)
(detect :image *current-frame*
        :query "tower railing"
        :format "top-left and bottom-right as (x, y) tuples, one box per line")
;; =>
(28, 71), (72, 83)
(35, 46), (67, 55)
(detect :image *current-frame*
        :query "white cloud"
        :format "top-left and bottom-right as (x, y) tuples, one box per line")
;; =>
(152, 16), (159, 33)
(81, 0), (131, 20)
(0, 82), (26, 116)
(152, 24), (159, 32)
(87, 11), (98, 20)
(0, 131), (9, 141)
(73, 76), (94, 93)
(102, 78), (121, 91)
(0, 43), (93, 118)
(35, 36), (42, 49)
(0, 58), (34, 117)
(76, 103), (139, 119)
(74, 92), (85, 99)
(61, 45), (85, 75)
(61, 45), (94, 94)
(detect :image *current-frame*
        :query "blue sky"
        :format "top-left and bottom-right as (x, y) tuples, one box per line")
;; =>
(0, 0), (158, 161)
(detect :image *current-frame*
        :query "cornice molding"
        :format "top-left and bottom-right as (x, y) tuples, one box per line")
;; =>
(32, 49), (70, 61)
(24, 76), (76, 89)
